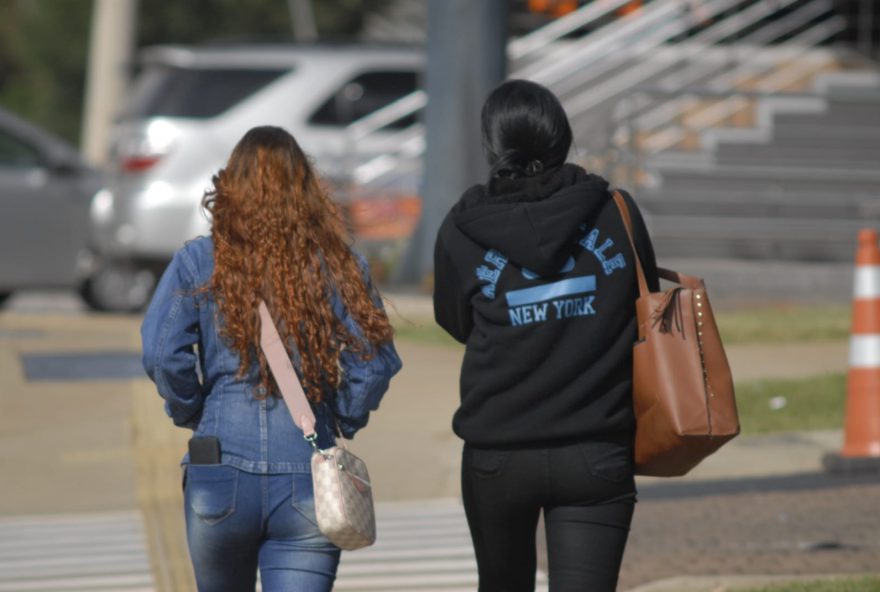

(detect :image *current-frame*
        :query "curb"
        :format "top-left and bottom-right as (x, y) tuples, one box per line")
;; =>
(627, 572), (880, 592)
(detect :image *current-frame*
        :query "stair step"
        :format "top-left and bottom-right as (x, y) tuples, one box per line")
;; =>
(714, 152), (879, 170)
(646, 215), (864, 261)
(771, 122), (880, 139)
(639, 196), (880, 221)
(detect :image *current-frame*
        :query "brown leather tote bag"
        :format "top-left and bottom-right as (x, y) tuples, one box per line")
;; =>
(613, 192), (740, 476)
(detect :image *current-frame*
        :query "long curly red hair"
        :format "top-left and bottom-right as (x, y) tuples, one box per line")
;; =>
(202, 126), (394, 402)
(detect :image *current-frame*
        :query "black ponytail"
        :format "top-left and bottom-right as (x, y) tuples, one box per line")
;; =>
(480, 79), (573, 180)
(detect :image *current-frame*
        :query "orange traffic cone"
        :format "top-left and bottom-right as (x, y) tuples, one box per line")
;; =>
(825, 229), (880, 474)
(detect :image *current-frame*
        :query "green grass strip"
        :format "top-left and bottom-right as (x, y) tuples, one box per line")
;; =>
(392, 312), (850, 435)
(735, 374), (845, 434)
(716, 305), (850, 344)
(736, 576), (880, 592)
(391, 305), (851, 347)
(392, 318), (461, 348)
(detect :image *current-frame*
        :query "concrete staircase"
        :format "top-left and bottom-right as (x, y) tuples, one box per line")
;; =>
(635, 71), (880, 261)
(351, 0), (880, 268)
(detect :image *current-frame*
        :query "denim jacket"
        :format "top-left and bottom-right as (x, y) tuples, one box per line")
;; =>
(141, 236), (402, 474)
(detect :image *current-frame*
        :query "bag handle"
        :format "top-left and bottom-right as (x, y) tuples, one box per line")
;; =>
(612, 191), (707, 292)
(611, 190), (650, 298)
(258, 300), (317, 440)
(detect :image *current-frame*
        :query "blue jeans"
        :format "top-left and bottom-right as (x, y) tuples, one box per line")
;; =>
(184, 465), (340, 591)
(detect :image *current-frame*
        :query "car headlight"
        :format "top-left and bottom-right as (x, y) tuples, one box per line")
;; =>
(90, 188), (115, 225)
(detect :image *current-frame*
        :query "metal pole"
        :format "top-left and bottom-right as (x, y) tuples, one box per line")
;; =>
(852, 0), (876, 58)
(288, 0), (319, 42)
(396, 0), (508, 284)
(862, 0), (875, 59)
(81, 0), (138, 165)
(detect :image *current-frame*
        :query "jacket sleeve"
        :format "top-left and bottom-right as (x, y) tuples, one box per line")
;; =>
(334, 340), (402, 439)
(433, 230), (473, 344)
(141, 248), (204, 429)
(330, 255), (403, 439)
(620, 189), (661, 292)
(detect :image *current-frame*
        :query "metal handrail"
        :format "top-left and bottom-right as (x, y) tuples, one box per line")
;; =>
(518, 0), (687, 84)
(508, 0), (636, 60)
(345, 90), (426, 142)
(641, 160), (880, 180)
(615, 0), (830, 127)
(626, 86), (880, 104)
(341, 0), (639, 148)
(348, 0), (739, 184)
(558, 0), (768, 117)
(642, 18), (846, 152)
(349, 0), (851, 190)
(631, 0), (838, 130)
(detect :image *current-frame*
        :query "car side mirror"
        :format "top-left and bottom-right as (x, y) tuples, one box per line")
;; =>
(45, 152), (82, 176)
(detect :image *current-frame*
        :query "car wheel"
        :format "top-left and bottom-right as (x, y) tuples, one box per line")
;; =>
(80, 263), (157, 313)
(0, 292), (12, 308)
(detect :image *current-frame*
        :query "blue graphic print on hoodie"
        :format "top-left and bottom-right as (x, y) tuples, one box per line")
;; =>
(433, 164), (659, 447)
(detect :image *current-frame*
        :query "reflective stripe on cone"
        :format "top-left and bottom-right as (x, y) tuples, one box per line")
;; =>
(854, 265), (880, 300)
(849, 335), (880, 369)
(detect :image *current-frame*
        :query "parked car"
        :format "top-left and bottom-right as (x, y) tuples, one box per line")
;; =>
(0, 107), (105, 308)
(91, 43), (423, 311)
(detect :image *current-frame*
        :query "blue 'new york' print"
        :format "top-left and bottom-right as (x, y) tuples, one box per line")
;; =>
(473, 224), (627, 327)
(505, 275), (597, 326)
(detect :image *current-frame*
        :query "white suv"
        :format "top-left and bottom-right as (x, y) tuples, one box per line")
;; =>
(91, 44), (422, 311)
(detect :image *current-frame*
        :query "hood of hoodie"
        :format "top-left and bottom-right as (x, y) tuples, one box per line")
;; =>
(451, 164), (610, 277)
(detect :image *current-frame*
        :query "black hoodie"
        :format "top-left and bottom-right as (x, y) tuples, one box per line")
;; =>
(433, 164), (659, 448)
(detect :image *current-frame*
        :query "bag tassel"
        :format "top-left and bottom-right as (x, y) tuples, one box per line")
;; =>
(652, 287), (685, 337)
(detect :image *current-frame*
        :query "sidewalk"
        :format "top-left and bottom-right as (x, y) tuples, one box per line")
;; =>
(620, 468), (880, 591)
(0, 300), (876, 591)
(0, 312), (139, 516)
(375, 293), (880, 591)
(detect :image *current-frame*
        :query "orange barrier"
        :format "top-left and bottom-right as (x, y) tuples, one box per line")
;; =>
(617, 1), (643, 17)
(346, 191), (422, 242)
(825, 229), (880, 474)
(528, 0), (579, 17)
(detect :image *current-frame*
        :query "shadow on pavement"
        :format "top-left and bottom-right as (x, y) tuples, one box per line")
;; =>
(639, 470), (880, 501)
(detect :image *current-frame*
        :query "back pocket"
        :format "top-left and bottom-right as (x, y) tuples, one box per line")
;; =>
(467, 448), (511, 479)
(578, 440), (633, 483)
(291, 472), (319, 527)
(186, 464), (238, 525)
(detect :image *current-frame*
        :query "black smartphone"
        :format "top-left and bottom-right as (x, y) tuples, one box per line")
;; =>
(188, 436), (221, 464)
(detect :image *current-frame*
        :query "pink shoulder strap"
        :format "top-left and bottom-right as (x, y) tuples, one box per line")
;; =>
(258, 301), (317, 438)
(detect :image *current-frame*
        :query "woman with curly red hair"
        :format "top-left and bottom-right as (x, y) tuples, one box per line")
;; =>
(142, 126), (401, 591)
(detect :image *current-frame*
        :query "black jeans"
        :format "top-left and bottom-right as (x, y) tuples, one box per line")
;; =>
(461, 436), (636, 592)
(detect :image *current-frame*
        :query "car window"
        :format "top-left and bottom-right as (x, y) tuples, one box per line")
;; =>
(120, 65), (290, 120)
(0, 130), (43, 168)
(309, 70), (419, 130)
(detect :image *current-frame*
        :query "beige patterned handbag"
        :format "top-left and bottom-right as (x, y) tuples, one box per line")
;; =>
(259, 301), (376, 551)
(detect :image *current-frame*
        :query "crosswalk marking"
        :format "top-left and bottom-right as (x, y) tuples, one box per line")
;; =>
(0, 501), (549, 592)
(334, 498), (549, 592)
(0, 511), (154, 592)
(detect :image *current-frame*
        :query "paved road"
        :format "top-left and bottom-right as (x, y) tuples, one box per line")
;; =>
(0, 511), (153, 591)
(338, 499), (549, 591)
(1, 293), (877, 591)
(0, 503), (548, 592)
(620, 472), (880, 590)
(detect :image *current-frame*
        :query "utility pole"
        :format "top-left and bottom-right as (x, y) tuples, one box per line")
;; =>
(397, 0), (508, 284)
(288, 0), (319, 42)
(81, 0), (138, 165)
(858, 0), (875, 59)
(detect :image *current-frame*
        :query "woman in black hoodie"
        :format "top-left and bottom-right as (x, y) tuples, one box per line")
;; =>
(433, 80), (659, 591)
